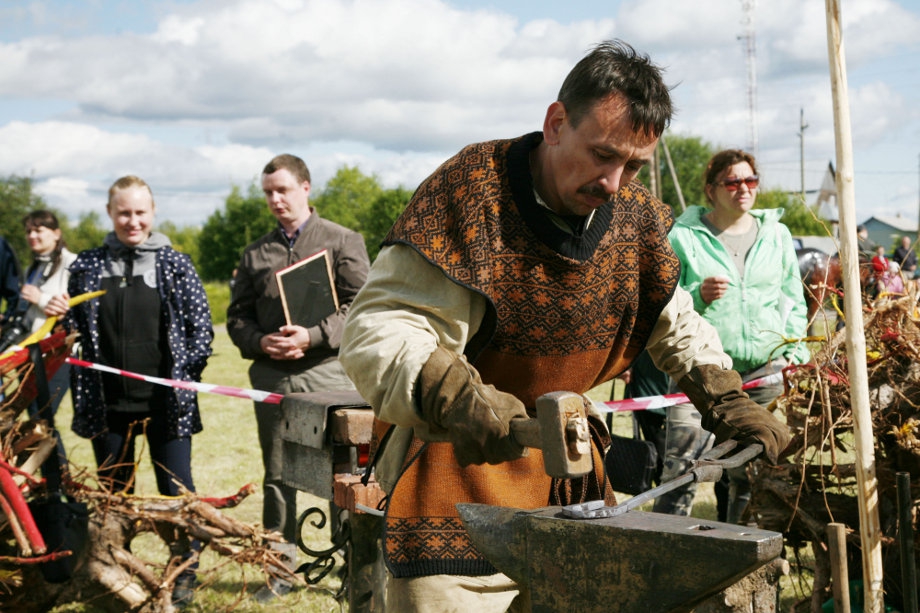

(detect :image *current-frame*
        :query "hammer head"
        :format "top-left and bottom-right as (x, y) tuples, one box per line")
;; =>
(535, 391), (593, 478)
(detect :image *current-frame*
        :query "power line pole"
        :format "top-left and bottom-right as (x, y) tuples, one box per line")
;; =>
(799, 108), (809, 204)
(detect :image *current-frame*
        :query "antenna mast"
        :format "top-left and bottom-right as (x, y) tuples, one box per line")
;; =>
(740, 0), (758, 156)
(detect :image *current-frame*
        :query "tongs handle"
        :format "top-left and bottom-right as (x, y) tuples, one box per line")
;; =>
(562, 441), (764, 519)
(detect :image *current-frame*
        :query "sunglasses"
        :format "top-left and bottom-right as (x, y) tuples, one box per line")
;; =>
(716, 176), (759, 191)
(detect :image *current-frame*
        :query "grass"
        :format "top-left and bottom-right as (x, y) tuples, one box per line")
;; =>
(54, 326), (342, 612)
(46, 307), (804, 611)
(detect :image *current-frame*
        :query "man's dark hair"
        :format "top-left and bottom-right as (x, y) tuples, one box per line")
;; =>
(557, 39), (673, 137)
(263, 154), (311, 184)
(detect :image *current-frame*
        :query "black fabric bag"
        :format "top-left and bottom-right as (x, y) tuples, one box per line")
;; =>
(605, 433), (659, 496)
(26, 343), (90, 583)
(27, 495), (90, 583)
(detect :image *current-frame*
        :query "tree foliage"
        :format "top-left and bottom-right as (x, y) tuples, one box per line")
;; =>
(0, 175), (48, 267)
(755, 190), (832, 237)
(312, 165), (384, 233)
(359, 187), (414, 260)
(197, 184), (276, 281)
(640, 134), (716, 215)
(159, 220), (201, 263)
(65, 211), (109, 255)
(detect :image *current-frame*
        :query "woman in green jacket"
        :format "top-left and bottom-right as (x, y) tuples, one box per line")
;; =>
(652, 149), (809, 523)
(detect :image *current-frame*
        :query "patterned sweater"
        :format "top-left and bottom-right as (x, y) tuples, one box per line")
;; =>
(376, 133), (681, 577)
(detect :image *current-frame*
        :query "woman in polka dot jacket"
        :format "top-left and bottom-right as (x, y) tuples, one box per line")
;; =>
(54, 175), (212, 608)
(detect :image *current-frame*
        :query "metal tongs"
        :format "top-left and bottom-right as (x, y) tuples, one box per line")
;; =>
(562, 440), (764, 519)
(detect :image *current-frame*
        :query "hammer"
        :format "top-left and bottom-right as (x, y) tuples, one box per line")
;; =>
(509, 391), (593, 479)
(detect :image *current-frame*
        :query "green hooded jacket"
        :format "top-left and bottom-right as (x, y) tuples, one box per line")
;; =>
(668, 205), (810, 374)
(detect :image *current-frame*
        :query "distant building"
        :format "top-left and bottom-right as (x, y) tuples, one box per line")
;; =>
(805, 163), (917, 254)
(862, 215), (918, 252)
(813, 162), (838, 224)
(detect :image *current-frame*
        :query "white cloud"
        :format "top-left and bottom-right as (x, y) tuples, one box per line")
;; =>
(0, 0), (917, 228)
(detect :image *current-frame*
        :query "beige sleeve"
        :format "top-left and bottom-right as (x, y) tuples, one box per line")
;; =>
(645, 286), (733, 382)
(339, 244), (487, 427)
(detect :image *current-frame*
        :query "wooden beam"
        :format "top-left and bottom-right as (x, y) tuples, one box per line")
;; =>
(824, 2), (884, 611)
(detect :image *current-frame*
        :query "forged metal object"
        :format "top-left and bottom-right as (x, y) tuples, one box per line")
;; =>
(563, 441), (763, 519)
(295, 505), (350, 598)
(456, 503), (783, 613)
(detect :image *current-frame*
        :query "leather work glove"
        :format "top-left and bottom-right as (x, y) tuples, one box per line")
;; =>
(677, 364), (791, 463)
(416, 346), (528, 467)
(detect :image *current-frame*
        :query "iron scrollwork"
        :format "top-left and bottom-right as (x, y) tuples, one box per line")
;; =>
(295, 505), (351, 598)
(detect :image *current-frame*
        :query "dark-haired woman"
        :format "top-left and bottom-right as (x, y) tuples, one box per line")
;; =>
(20, 210), (77, 418)
(652, 149), (809, 523)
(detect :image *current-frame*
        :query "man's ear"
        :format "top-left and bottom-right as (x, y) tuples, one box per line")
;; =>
(542, 101), (566, 146)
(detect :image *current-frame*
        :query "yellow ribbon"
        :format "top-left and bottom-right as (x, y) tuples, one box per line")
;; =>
(0, 290), (106, 359)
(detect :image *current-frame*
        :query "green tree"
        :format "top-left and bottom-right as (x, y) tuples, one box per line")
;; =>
(197, 184), (275, 281)
(755, 190), (831, 237)
(159, 220), (201, 267)
(639, 134), (715, 215)
(67, 211), (108, 254)
(359, 187), (414, 260)
(312, 166), (384, 233)
(0, 175), (47, 267)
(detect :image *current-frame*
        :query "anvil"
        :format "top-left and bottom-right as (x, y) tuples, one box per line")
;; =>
(457, 503), (784, 613)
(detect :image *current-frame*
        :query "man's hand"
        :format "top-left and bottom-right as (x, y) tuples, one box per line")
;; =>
(417, 346), (527, 466)
(259, 325), (311, 360)
(677, 364), (791, 463)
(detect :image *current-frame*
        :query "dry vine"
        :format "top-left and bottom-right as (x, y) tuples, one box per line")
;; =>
(0, 332), (302, 612)
(748, 284), (920, 612)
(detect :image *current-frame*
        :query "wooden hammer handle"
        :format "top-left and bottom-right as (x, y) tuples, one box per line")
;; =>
(509, 418), (542, 449)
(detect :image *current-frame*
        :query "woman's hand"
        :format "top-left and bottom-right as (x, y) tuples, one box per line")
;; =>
(44, 293), (71, 318)
(20, 284), (41, 306)
(700, 275), (731, 305)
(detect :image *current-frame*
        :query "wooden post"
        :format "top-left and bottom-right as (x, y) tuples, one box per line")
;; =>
(827, 523), (851, 613)
(824, 2), (885, 611)
(661, 136), (686, 214)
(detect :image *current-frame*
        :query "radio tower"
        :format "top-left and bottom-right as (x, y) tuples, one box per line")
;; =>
(740, 0), (758, 156)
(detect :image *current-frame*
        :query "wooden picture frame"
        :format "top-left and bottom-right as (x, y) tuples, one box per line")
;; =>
(275, 249), (339, 328)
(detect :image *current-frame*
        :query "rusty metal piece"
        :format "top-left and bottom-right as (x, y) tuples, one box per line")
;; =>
(457, 503), (783, 613)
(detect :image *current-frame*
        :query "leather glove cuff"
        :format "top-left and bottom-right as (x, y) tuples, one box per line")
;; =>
(416, 346), (527, 466)
(677, 363), (749, 416)
(416, 345), (458, 430)
(677, 364), (790, 463)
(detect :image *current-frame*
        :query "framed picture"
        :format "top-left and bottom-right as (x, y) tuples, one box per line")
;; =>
(275, 249), (339, 328)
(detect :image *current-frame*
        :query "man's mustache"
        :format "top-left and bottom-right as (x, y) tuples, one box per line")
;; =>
(578, 184), (613, 202)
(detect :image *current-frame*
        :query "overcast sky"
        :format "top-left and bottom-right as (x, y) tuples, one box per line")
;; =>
(1, 0), (918, 230)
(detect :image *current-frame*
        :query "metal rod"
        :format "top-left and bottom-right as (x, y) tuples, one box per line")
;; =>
(897, 472), (918, 613)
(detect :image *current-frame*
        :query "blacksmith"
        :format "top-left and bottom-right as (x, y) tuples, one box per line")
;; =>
(340, 40), (790, 612)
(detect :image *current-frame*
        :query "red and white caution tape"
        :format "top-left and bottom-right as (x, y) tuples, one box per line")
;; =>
(65, 357), (284, 405)
(64, 356), (783, 412)
(597, 372), (784, 413)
